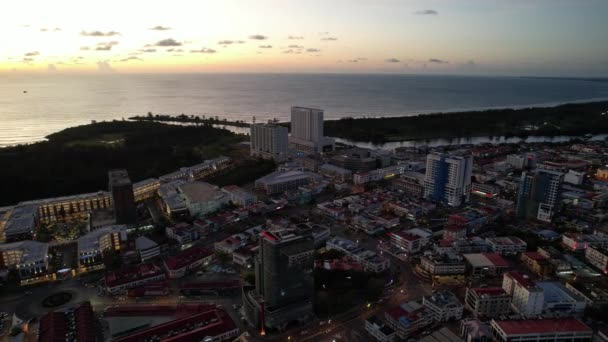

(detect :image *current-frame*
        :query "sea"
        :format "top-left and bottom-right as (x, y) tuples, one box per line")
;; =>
(1, 73), (608, 147)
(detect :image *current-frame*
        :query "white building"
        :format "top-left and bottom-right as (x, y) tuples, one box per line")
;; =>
(506, 153), (536, 170)
(222, 185), (257, 207)
(419, 252), (466, 275)
(0, 240), (48, 279)
(485, 236), (527, 255)
(165, 223), (201, 250)
(289, 106), (334, 154)
(424, 153), (473, 207)
(365, 316), (396, 342)
(464, 287), (512, 318)
(564, 170), (585, 185)
(422, 291), (464, 322)
(250, 123), (288, 162)
(136, 236), (161, 262)
(254, 170), (321, 195)
(585, 246), (608, 273)
(502, 272), (544, 316)
(490, 318), (592, 342)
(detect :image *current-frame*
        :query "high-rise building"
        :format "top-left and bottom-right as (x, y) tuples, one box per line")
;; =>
(242, 226), (315, 332)
(250, 123), (288, 162)
(291, 107), (323, 143)
(289, 106), (334, 154)
(516, 169), (563, 222)
(109, 169), (137, 224)
(423, 153), (473, 207)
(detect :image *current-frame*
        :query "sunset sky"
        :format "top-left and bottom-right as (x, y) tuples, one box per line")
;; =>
(1, 0), (607, 76)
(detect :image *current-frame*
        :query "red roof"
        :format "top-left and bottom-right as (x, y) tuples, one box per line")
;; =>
(495, 318), (591, 335)
(505, 271), (536, 288)
(105, 263), (164, 288)
(473, 287), (507, 296)
(180, 280), (241, 290)
(115, 307), (237, 342)
(481, 253), (509, 268)
(164, 247), (213, 270)
(522, 251), (548, 261)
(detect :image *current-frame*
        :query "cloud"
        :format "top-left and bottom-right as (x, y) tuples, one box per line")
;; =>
(141, 48), (157, 53)
(190, 47), (216, 54)
(96, 41), (119, 51)
(97, 60), (114, 72)
(321, 37), (338, 41)
(348, 57), (367, 63)
(288, 44), (303, 49)
(40, 28), (48, 32)
(248, 34), (267, 40)
(53, 27), (61, 32)
(259, 45), (272, 49)
(283, 49), (295, 54)
(81, 30), (121, 37)
(414, 9), (438, 15)
(47, 64), (57, 72)
(218, 40), (245, 45)
(150, 25), (171, 31)
(24, 51), (39, 56)
(80, 46), (90, 51)
(288, 35), (303, 40)
(463, 60), (476, 67)
(156, 38), (182, 47)
(306, 48), (320, 53)
(22, 57), (34, 63)
(319, 31), (330, 35)
(428, 58), (448, 64)
(120, 56), (142, 62)
(166, 48), (183, 52)
(385, 58), (401, 63)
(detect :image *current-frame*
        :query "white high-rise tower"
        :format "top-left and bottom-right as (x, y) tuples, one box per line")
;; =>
(423, 152), (473, 207)
(289, 106), (333, 154)
(250, 123), (288, 162)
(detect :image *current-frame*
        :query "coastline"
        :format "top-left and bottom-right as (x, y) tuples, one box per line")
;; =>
(2, 99), (608, 149)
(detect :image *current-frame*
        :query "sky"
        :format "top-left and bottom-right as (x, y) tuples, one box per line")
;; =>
(1, 0), (607, 76)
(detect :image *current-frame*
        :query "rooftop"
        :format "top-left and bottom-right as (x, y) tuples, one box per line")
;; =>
(109, 169), (132, 187)
(493, 318), (591, 335)
(0, 240), (48, 265)
(179, 181), (226, 203)
(255, 170), (318, 186)
(463, 253), (509, 268)
(164, 247), (213, 270)
(105, 263), (164, 288)
(135, 236), (158, 251)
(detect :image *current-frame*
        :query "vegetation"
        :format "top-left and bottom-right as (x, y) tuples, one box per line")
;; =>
(205, 158), (276, 187)
(0, 121), (245, 206)
(130, 112), (251, 127)
(323, 101), (608, 143)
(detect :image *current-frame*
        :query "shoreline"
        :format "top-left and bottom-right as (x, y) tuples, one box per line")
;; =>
(2, 99), (608, 148)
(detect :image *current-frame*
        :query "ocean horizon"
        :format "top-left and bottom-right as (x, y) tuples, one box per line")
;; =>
(1, 73), (608, 147)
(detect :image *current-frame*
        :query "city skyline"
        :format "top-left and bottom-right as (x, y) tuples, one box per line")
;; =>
(1, 0), (607, 76)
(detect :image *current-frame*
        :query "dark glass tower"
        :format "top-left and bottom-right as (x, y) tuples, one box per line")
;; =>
(108, 169), (136, 224)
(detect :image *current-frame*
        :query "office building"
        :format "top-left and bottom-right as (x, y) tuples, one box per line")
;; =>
(0, 240), (48, 280)
(465, 287), (512, 318)
(463, 253), (509, 277)
(165, 223), (201, 250)
(2, 204), (38, 242)
(222, 185), (258, 207)
(420, 252), (466, 276)
(289, 106), (334, 154)
(424, 153), (473, 207)
(77, 225), (127, 270)
(242, 226), (315, 331)
(516, 169), (564, 223)
(254, 170), (321, 195)
(250, 123), (289, 162)
(109, 169), (137, 224)
(490, 318), (592, 342)
(506, 152), (536, 170)
(164, 247), (214, 279)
